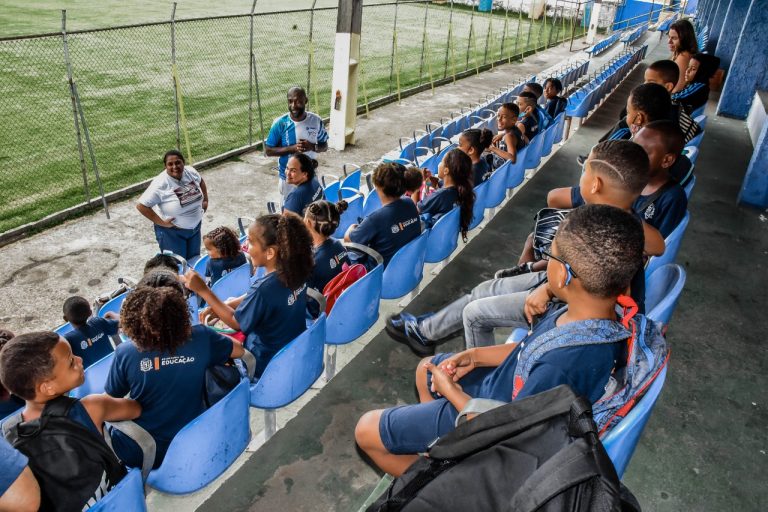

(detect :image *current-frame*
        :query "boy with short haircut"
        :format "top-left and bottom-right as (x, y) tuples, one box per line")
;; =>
(543, 77), (567, 118)
(62, 296), (120, 369)
(0, 332), (141, 510)
(522, 82), (554, 130)
(386, 140), (662, 353)
(515, 92), (541, 143)
(359, 204), (646, 476)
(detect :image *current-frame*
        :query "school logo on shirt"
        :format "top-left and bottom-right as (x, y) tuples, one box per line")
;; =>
(329, 250), (348, 270)
(139, 355), (196, 372)
(79, 333), (103, 351)
(287, 283), (308, 306)
(391, 217), (418, 234)
(644, 203), (656, 220)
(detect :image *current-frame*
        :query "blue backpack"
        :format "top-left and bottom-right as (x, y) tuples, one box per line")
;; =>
(512, 296), (669, 435)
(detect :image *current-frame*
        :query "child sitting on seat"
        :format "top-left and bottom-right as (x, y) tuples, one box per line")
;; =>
(359, 204), (646, 476)
(543, 77), (567, 118)
(403, 166), (426, 204)
(143, 252), (180, 274)
(1, 332), (140, 510)
(417, 149), (475, 241)
(203, 226), (247, 287)
(62, 296), (120, 370)
(672, 53), (717, 114)
(522, 82), (554, 129)
(105, 283), (245, 470)
(515, 92), (541, 144)
(458, 128), (494, 185)
(184, 213), (313, 378)
(304, 200), (351, 291)
(344, 162), (421, 267)
(486, 103), (525, 168)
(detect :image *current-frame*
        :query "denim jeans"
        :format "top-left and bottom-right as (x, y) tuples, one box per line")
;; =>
(419, 271), (546, 348)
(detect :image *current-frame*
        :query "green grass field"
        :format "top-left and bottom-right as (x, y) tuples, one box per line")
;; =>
(0, 1), (585, 234)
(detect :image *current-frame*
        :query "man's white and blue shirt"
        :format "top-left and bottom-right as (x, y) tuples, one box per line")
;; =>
(266, 112), (328, 179)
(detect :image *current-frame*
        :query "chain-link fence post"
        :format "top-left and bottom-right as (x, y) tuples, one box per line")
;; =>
(483, 7), (492, 66)
(388, 0), (399, 95)
(515, 0), (523, 59)
(248, 0), (256, 146)
(72, 82), (110, 218)
(171, 3), (181, 151)
(466, 2), (474, 68)
(249, 0), (266, 154)
(60, 10), (91, 204)
(443, 0), (455, 80)
(418, 1), (429, 85)
(307, 0), (319, 109)
(500, 3), (509, 62)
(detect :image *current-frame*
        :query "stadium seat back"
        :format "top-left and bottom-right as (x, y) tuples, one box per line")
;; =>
(381, 230), (429, 299)
(90, 468), (146, 512)
(250, 314), (326, 409)
(645, 211), (690, 279)
(70, 353), (115, 399)
(210, 263), (252, 301)
(694, 114), (707, 132)
(551, 112), (566, 145)
(327, 264), (383, 345)
(687, 132), (703, 148)
(98, 292), (128, 318)
(484, 162), (509, 210)
(147, 378), (251, 494)
(333, 190), (365, 238)
(363, 189), (383, 218)
(341, 168), (362, 193)
(683, 174), (696, 199)
(323, 180), (341, 202)
(645, 264), (687, 327)
(425, 207), (461, 264)
(469, 181), (489, 230)
(601, 366), (667, 478)
(54, 322), (74, 336)
(193, 254), (209, 275)
(540, 121), (558, 157)
(523, 131), (545, 170)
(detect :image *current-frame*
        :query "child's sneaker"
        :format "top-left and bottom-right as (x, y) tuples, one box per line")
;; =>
(494, 262), (534, 279)
(385, 313), (435, 356)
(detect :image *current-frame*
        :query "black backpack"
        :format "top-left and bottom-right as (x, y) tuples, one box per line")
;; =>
(367, 385), (641, 512)
(2, 396), (127, 512)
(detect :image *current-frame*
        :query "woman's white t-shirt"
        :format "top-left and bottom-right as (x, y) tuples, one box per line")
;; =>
(139, 166), (204, 230)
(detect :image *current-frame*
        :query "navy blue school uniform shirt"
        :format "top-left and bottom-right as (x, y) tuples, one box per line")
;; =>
(545, 96), (567, 119)
(418, 186), (458, 224)
(310, 238), (349, 291)
(472, 159), (492, 186)
(535, 105), (554, 130)
(205, 252), (247, 286)
(235, 271), (308, 378)
(105, 325), (233, 468)
(64, 317), (119, 369)
(632, 182), (688, 239)
(348, 198), (421, 266)
(283, 178), (323, 216)
(519, 112), (539, 142)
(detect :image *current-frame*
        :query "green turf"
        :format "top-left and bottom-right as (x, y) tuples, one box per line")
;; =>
(0, 1), (585, 234)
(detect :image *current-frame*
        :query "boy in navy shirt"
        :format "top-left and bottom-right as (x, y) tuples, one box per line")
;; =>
(346, 162), (421, 266)
(516, 92), (540, 143)
(356, 204), (645, 476)
(522, 82), (554, 129)
(543, 77), (567, 118)
(62, 296), (120, 369)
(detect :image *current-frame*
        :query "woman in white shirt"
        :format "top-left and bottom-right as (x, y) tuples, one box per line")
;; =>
(136, 150), (208, 260)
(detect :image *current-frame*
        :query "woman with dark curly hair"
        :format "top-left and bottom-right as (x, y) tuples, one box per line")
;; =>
(417, 149), (475, 242)
(203, 226), (247, 286)
(283, 153), (323, 216)
(184, 213), (314, 378)
(344, 162), (421, 267)
(104, 284), (244, 470)
(667, 19), (698, 93)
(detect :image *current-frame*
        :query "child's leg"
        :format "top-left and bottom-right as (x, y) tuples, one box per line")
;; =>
(355, 410), (419, 477)
(517, 232), (536, 265)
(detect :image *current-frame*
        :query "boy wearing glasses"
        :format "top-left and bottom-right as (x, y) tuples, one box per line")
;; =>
(386, 140), (662, 353)
(356, 204), (646, 477)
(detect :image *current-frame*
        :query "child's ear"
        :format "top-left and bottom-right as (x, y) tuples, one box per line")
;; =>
(265, 246), (277, 261)
(38, 379), (56, 398)
(591, 174), (603, 195)
(661, 152), (676, 169)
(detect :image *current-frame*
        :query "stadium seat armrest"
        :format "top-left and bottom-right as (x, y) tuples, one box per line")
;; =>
(107, 420), (156, 480)
(237, 216), (256, 237)
(343, 242), (384, 266)
(306, 287), (327, 315)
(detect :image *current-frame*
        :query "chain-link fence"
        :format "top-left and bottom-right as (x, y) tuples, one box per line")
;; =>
(0, 0), (587, 236)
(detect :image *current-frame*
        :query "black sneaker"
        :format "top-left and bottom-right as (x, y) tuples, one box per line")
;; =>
(385, 313), (435, 356)
(494, 262), (533, 279)
(576, 154), (587, 166)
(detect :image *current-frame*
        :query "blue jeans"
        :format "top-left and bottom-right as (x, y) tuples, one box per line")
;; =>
(153, 222), (201, 260)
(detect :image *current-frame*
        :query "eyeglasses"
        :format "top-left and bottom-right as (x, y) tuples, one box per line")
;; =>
(540, 248), (578, 285)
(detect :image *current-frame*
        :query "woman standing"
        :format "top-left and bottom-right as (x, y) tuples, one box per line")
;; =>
(667, 20), (698, 93)
(137, 150), (208, 260)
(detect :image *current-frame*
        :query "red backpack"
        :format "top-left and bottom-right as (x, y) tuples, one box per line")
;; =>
(322, 263), (367, 314)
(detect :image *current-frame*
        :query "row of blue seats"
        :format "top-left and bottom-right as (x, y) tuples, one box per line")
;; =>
(621, 23), (648, 46)
(587, 31), (623, 57)
(566, 44), (648, 122)
(657, 12), (678, 32)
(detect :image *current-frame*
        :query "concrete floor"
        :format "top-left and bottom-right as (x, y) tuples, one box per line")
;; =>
(195, 39), (768, 512)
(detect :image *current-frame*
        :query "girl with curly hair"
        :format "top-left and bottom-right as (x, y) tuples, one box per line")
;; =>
(104, 283), (244, 470)
(345, 162), (422, 267)
(184, 213), (314, 378)
(203, 226), (247, 286)
(417, 149), (475, 242)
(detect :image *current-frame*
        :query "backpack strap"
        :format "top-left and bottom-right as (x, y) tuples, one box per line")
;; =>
(1, 411), (24, 444)
(454, 398), (506, 427)
(106, 421), (157, 481)
(635, 180), (676, 215)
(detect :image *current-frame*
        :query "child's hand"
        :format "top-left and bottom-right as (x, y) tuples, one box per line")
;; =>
(492, 133), (503, 144)
(437, 350), (475, 382)
(182, 269), (208, 295)
(524, 283), (552, 324)
(425, 362), (461, 397)
(199, 307), (220, 325)
(103, 311), (120, 321)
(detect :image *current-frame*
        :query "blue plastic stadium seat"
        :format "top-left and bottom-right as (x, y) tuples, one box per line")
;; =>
(645, 264), (687, 328)
(693, 114), (707, 132)
(523, 131), (545, 171)
(333, 189), (365, 238)
(691, 105), (705, 119)
(193, 254), (209, 275)
(645, 211), (690, 279)
(469, 181), (489, 230)
(551, 112), (566, 145)
(54, 322), (74, 336)
(682, 145), (698, 165)
(683, 174), (696, 199)
(687, 132), (704, 148)
(210, 262), (252, 300)
(250, 314), (326, 438)
(362, 188), (382, 218)
(98, 292), (128, 318)
(147, 378), (251, 494)
(540, 121), (558, 157)
(601, 365), (668, 478)
(90, 468), (146, 512)
(70, 352), (115, 399)
(484, 162), (509, 210)
(425, 207), (461, 264)
(381, 230), (430, 299)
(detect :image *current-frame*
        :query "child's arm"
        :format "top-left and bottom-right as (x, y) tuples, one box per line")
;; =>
(642, 222), (665, 256)
(183, 269), (243, 330)
(81, 394), (141, 430)
(103, 312), (120, 322)
(487, 132), (518, 163)
(546, 187), (574, 208)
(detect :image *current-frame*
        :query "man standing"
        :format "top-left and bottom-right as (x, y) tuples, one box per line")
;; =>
(265, 86), (329, 202)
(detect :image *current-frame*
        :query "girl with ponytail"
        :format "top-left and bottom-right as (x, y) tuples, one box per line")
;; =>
(184, 213), (314, 378)
(459, 128), (494, 186)
(304, 200), (351, 291)
(418, 149), (475, 242)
